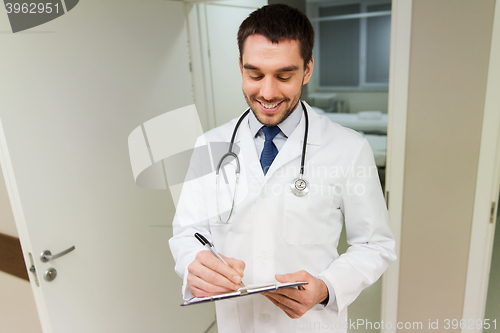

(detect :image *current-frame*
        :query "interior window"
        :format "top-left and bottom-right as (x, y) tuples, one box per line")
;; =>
(313, 1), (391, 90)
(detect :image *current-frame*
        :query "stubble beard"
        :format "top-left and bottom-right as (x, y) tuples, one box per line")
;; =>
(243, 89), (303, 127)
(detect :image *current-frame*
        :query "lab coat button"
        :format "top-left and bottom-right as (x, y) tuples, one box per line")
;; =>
(259, 313), (269, 322)
(260, 190), (269, 198)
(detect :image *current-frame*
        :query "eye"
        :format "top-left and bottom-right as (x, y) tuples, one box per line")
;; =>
(249, 75), (263, 81)
(277, 76), (291, 82)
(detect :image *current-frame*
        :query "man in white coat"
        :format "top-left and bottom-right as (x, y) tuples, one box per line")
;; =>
(169, 4), (396, 332)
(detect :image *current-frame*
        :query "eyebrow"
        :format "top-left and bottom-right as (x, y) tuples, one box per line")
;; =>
(243, 64), (299, 72)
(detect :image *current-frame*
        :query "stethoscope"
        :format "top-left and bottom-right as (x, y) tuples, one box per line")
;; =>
(216, 101), (309, 223)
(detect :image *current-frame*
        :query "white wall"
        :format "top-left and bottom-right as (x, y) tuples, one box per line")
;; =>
(396, 0), (496, 324)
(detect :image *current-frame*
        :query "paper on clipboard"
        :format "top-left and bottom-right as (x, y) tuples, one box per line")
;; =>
(181, 281), (308, 306)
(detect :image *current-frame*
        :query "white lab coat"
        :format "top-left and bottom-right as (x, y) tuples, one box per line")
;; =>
(169, 102), (396, 333)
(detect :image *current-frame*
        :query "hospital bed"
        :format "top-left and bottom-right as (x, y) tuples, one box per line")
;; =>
(311, 107), (388, 167)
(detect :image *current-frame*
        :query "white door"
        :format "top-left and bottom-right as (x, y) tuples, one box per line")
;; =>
(0, 1), (215, 332)
(205, 3), (258, 126)
(187, 0), (266, 130)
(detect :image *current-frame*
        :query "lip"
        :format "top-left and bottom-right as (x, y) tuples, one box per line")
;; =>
(257, 100), (283, 114)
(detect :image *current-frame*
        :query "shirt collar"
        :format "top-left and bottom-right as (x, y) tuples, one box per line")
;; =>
(248, 102), (303, 138)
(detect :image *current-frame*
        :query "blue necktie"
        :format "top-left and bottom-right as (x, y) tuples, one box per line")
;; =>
(260, 126), (280, 175)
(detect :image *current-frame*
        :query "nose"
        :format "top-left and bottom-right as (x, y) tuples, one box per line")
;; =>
(259, 77), (279, 101)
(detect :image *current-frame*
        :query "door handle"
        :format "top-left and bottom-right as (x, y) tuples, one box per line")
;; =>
(40, 246), (75, 262)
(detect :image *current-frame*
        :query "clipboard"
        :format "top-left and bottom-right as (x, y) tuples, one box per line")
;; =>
(181, 281), (308, 306)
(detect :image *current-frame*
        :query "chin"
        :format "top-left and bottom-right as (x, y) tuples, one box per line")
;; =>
(254, 110), (282, 126)
(244, 94), (298, 126)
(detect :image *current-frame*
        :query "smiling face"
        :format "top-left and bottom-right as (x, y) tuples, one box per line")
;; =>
(239, 34), (313, 126)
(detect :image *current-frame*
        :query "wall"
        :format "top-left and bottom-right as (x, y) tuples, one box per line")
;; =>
(0, 165), (43, 333)
(397, 0), (495, 327)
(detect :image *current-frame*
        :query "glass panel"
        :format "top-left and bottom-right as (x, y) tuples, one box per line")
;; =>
(366, 14), (391, 83)
(319, 19), (360, 86)
(367, 3), (391, 12)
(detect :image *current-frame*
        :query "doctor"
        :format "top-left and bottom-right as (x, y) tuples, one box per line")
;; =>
(169, 4), (396, 332)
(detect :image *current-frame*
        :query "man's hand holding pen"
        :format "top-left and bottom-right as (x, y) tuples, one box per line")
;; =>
(188, 233), (246, 297)
(187, 250), (246, 297)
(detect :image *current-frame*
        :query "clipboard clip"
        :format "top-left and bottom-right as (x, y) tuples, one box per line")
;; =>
(238, 287), (249, 295)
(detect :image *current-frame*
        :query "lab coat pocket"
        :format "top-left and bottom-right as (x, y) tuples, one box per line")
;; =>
(283, 184), (336, 245)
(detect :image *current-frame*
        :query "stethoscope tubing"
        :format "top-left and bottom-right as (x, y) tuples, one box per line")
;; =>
(216, 101), (309, 223)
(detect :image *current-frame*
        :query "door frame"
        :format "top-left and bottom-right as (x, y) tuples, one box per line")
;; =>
(380, 1), (412, 332)
(184, 2), (217, 132)
(462, 1), (500, 331)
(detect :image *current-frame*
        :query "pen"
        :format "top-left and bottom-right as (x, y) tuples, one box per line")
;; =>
(194, 233), (246, 287)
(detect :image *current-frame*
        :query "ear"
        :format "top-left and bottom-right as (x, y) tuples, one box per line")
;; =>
(302, 57), (314, 85)
(239, 56), (243, 75)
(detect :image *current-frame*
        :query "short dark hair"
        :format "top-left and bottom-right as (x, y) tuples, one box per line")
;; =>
(237, 4), (315, 68)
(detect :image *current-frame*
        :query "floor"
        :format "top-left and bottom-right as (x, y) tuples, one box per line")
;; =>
(0, 271), (43, 333)
(205, 320), (217, 333)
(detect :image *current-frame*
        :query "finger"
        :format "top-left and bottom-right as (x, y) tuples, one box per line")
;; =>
(220, 254), (246, 276)
(189, 258), (240, 290)
(275, 270), (309, 283)
(187, 274), (236, 297)
(265, 294), (297, 318)
(275, 273), (292, 283)
(189, 284), (231, 298)
(198, 251), (243, 285)
(269, 286), (309, 307)
(265, 291), (300, 309)
(268, 288), (303, 303)
(264, 293), (303, 319)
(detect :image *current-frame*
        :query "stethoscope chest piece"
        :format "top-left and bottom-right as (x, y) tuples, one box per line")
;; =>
(215, 101), (311, 221)
(291, 177), (309, 196)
